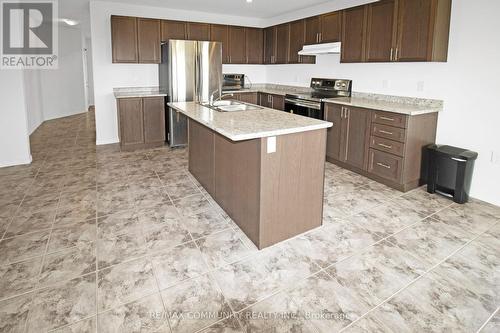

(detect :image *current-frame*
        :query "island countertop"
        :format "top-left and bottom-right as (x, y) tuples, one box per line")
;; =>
(168, 101), (332, 141)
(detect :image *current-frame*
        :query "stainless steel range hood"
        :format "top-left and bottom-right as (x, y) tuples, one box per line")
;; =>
(298, 42), (341, 55)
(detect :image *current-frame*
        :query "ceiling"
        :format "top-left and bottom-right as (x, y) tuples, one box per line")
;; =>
(60, 0), (366, 37)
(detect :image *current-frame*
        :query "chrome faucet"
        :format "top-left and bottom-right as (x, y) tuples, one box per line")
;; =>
(209, 88), (233, 106)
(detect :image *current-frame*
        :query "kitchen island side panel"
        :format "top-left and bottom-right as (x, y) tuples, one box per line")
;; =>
(188, 119), (215, 196)
(259, 129), (327, 248)
(213, 133), (261, 246)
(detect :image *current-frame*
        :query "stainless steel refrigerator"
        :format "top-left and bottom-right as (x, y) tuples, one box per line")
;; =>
(159, 40), (222, 147)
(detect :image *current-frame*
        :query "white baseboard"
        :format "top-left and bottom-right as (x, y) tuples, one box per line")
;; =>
(96, 138), (119, 146)
(0, 154), (32, 168)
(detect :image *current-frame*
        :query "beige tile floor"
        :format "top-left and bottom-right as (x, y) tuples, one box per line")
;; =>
(0, 111), (498, 332)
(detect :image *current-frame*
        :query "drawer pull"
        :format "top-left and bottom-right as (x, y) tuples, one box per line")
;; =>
(379, 130), (394, 135)
(378, 143), (393, 149)
(379, 116), (395, 121)
(376, 162), (391, 169)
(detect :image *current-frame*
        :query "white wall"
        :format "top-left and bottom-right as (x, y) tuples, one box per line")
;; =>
(85, 37), (95, 106)
(23, 70), (44, 134)
(38, 26), (87, 121)
(90, 0), (500, 205)
(0, 71), (32, 167)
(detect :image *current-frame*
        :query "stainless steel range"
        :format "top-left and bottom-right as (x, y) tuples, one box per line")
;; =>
(285, 78), (352, 119)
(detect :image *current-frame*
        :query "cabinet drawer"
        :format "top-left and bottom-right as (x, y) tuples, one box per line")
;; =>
(371, 123), (406, 142)
(370, 136), (405, 157)
(372, 111), (407, 128)
(368, 149), (403, 183)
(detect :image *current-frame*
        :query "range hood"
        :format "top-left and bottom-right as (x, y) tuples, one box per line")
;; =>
(298, 42), (341, 55)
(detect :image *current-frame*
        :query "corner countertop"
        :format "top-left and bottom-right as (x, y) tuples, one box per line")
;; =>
(114, 87), (167, 99)
(323, 94), (443, 116)
(168, 102), (332, 141)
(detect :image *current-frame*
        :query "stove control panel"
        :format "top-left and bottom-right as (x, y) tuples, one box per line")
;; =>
(310, 78), (352, 96)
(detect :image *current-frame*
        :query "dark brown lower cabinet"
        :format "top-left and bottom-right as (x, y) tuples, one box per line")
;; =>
(324, 104), (370, 170)
(324, 102), (438, 191)
(188, 119), (327, 249)
(258, 93), (284, 110)
(324, 103), (343, 160)
(237, 92), (259, 105)
(117, 97), (166, 151)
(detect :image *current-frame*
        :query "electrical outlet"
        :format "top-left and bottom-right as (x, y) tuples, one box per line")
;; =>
(382, 80), (389, 88)
(491, 151), (500, 165)
(417, 81), (425, 92)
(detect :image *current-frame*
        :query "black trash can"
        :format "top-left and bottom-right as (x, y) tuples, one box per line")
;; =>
(426, 145), (478, 204)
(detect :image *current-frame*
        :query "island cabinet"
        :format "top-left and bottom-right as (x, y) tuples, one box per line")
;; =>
(187, 119), (327, 249)
(324, 102), (438, 191)
(117, 97), (166, 151)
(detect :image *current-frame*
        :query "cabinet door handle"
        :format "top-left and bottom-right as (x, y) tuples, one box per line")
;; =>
(319, 32), (322, 42)
(390, 48), (394, 61)
(378, 143), (393, 149)
(395, 48), (399, 61)
(379, 116), (395, 122)
(377, 162), (391, 169)
(379, 130), (394, 135)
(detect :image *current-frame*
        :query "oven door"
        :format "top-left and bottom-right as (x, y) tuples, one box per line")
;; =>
(284, 98), (323, 119)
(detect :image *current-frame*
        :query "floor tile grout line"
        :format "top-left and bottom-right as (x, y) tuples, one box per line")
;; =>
(337, 224), (496, 332)
(476, 306), (499, 333)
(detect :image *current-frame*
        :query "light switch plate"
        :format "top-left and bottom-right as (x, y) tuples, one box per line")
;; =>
(267, 136), (276, 154)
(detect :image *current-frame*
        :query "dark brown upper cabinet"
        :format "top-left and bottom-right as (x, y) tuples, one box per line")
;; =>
(210, 24), (229, 63)
(396, 0), (451, 62)
(341, 6), (367, 63)
(187, 22), (210, 41)
(319, 12), (342, 43)
(229, 26), (247, 64)
(245, 28), (263, 64)
(161, 20), (186, 41)
(288, 20), (315, 64)
(304, 12), (341, 45)
(264, 26), (276, 64)
(275, 24), (290, 64)
(111, 16), (138, 63)
(365, 0), (397, 62)
(137, 18), (161, 63)
(304, 16), (321, 45)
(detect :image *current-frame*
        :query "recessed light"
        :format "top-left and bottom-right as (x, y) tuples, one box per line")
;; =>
(246, 0), (253, 3)
(61, 18), (79, 26)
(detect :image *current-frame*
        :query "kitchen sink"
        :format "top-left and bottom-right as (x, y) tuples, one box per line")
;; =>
(201, 100), (263, 112)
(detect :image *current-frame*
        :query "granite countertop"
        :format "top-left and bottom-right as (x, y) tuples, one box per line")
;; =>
(114, 87), (167, 99)
(323, 93), (443, 116)
(168, 101), (332, 141)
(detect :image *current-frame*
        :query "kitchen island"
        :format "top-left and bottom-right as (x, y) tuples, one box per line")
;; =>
(168, 101), (332, 249)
